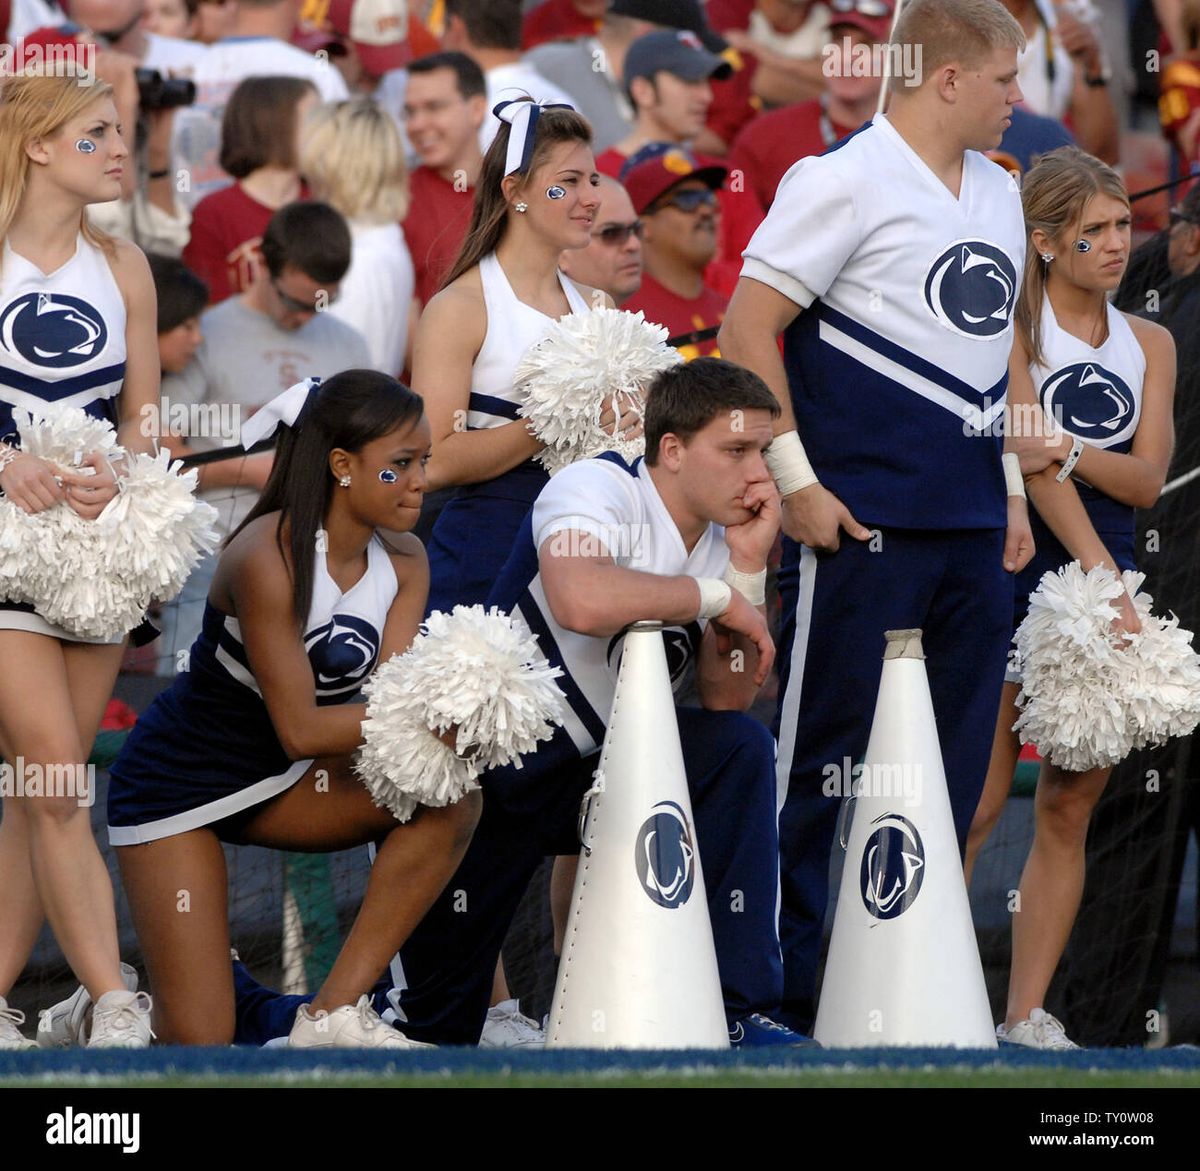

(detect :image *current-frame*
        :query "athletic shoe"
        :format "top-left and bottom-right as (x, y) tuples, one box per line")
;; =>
(998, 1008), (1079, 1051)
(729, 1013), (822, 1048)
(37, 962), (139, 1049)
(288, 995), (435, 1050)
(0, 996), (36, 1050)
(87, 991), (154, 1049)
(478, 999), (545, 1048)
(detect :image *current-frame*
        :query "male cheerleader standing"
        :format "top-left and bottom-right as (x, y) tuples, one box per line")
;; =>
(719, 0), (1036, 1032)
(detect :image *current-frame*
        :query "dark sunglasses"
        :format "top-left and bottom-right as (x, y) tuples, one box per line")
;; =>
(593, 220), (645, 246)
(651, 188), (718, 215)
(272, 279), (339, 314)
(1169, 207), (1198, 229)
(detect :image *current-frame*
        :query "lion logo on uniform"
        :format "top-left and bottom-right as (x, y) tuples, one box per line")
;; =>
(0, 293), (108, 369)
(305, 614), (380, 695)
(923, 241), (1018, 339)
(1039, 362), (1136, 446)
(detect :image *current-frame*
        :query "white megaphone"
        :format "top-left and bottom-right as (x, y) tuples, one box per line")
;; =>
(546, 622), (728, 1049)
(813, 629), (996, 1048)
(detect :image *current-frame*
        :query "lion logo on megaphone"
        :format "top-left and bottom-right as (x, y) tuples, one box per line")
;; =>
(859, 812), (925, 920)
(634, 800), (695, 908)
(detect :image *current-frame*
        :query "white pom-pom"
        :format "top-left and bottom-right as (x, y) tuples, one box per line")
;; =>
(0, 407), (220, 640)
(1014, 562), (1200, 772)
(514, 306), (683, 474)
(355, 605), (565, 818)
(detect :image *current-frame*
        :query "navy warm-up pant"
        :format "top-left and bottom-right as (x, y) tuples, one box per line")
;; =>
(773, 527), (1013, 1033)
(234, 707), (783, 1045)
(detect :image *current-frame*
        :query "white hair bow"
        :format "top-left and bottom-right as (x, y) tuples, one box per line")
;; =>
(494, 97), (575, 177)
(240, 377), (321, 449)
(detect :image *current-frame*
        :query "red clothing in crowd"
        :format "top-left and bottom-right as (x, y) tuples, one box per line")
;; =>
(594, 146), (763, 299)
(183, 183), (306, 304)
(624, 272), (727, 361)
(728, 99), (857, 209)
(402, 165), (475, 307)
(521, 0), (600, 51)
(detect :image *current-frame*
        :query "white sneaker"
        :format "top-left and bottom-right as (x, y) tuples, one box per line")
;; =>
(37, 962), (139, 1049)
(0, 996), (36, 1050)
(478, 999), (545, 1048)
(288, 995), (436, 1050)
(87, 991), (154, 1049)
(999, 1008), (1079, 1051)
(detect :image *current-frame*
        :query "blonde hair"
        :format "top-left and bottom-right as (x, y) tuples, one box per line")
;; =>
(0, 67), (117, 273)
(892, 0), (1025, 80)
(1016, 146), (1129, 366)
(300, 99), (409, 224)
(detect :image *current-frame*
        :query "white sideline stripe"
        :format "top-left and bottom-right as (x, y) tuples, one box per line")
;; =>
(818, 320), (1006, 432)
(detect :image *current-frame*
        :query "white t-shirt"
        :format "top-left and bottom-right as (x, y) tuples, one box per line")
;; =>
(501, 454), (728, 758)
(481, 60), (580, 153)
(143, 31), (208, 76)
(328, 220), (415, 378)
(747, 1), (829, 59)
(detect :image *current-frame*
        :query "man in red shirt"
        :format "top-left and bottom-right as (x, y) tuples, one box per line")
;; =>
(401, 51), (488, 311)
(728, 0), (893, 210)
(621, 146), (727, 360)
(558, 175), (645, 304)
(521, 0), (606, 50)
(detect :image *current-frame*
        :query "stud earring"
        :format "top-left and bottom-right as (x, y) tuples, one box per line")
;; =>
(339, 475), (351, 487)
(1040, 252), (1054, 263)
(514, 200), (528, 213)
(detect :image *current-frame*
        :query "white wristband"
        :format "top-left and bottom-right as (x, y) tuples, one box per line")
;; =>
(1055, 437), (1084, 484)
(723, 564), (766, 605)
(764, 430), (818, 497)
(695, 577), (733, 619)
(1001, 451), (1025, 499)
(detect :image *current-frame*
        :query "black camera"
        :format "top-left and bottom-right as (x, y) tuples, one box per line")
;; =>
(134, 68), (196, 111)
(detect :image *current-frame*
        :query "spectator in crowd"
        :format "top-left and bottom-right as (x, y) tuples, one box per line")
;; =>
(402, 52), (487, 314)
(521, 0), (606, 50)
(593, 28), (732, 174)
(1158, 0), (1200, 169)
(64, 0), (208, 73)
(708, 0), (830, 107)
(183, 76), (317, 305)
(593, 31), (758, 295)
(441, 0), (579, 151)
(159, 202), (370, 664)
(296, 0), (440, 97)
(528, 0), (750, 155)
(301, 99), (413, 377)
(192, 0), (232, 42)
(140, 0), (198, 40)
(4, 0), (67, 40)
(728, 0), (892, 210)
(1000, 0), (1118, 162)
(622, 146), (727, 357)
(174, 0), (349, 208)
(558, 174), (644, 303)
(147, 252), (208, 374)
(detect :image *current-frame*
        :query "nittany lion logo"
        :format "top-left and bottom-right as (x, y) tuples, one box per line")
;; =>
(305, 614), (380, 693)
(0, 293), (108, 368)
(606, 623), (700, 688)
(1039, 362), (1137, 446)
(634, 801), (695, 908)
(860, 813), (925, 920)
(923, 241), (1017, 339)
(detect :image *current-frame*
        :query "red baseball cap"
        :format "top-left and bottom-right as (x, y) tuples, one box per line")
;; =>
(329, 0), (412, 77)
(5, 26), (97, 73)
(826, 0), (895, 42)
(621, 145), (727, 216)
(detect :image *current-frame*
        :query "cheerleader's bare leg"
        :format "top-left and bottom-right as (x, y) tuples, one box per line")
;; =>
(0, 632), (126, 1001)
(964, 681), (1024, 887)
(1006, 761), (1112, 1028)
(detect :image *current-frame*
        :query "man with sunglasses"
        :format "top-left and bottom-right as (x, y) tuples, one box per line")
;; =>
(622, 146), (727, 359)
(559, 175), (645, 304)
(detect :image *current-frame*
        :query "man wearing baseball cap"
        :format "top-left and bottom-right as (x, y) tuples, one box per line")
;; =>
(729, 0), (893, 211)
(622, 145), (727, 359)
